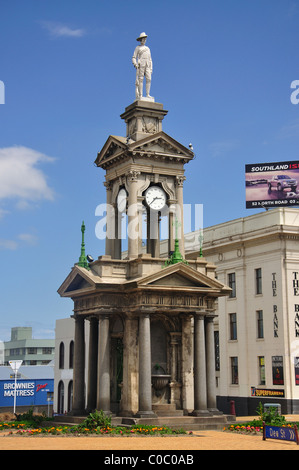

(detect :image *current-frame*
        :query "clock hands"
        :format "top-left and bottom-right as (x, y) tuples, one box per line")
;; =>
(150, 196), (163, 205)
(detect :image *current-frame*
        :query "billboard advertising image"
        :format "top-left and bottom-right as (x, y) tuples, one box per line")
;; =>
(246, 161), (299, 209)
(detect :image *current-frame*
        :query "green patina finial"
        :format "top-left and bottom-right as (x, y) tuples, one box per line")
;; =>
(164, 217), (188, 267)
(198, 229), (204, 258)
(78, 221), (90, 270)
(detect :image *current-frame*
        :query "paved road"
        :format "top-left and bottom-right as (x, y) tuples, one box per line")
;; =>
(0, 430), (298, 451)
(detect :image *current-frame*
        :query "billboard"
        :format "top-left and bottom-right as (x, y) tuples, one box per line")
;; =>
(0, 379), (54, 407)
(245, 161), (299, 209)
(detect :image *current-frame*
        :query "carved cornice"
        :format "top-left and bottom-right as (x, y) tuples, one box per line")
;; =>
(73, 291), (216, 316)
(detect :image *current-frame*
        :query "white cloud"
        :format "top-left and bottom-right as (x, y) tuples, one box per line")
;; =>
(0, 146), (55, 206)
(41, 21), (86, 38)
(18, 233), (38, 246)
(0, 239), (18, 250)
(0, 232), (39, 251)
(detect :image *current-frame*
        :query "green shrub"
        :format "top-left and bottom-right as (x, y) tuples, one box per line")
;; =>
(79, 409), (111, 430)
(14, 407), (45, 426)
(255, 401), (286, 426)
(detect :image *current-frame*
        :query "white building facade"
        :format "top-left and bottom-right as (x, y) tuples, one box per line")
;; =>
(186, 208), (299, 415)
(54, 318), (75, 414)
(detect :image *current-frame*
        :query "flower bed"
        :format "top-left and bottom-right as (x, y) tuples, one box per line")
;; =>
(223, 424), (263, 434)
(223, 403), (299, 435)
(224, 422), (298, 435)
(2, 424), (186, 436)
(0, 420), (186, 437)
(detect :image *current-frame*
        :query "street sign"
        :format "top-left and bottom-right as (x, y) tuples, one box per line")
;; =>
(9, 360), (23, 372)
(263, 423), (299, 445)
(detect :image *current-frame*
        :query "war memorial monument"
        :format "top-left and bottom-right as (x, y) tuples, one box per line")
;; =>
(58, 33), (234, 428)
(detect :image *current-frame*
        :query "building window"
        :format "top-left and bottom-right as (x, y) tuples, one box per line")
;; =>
(43, 348), (53, 355)
(59, 342), (65, 369)
(228, 273), (236, 298)
(69, 341), (74, 369)
(272, 356), (284, 385)
(10, 348), (21, 356)
(229, 313), (237, 340)
(231, 357), (238, 384)
(257, 310), (264, 338)
(258, 356), (265, 385)
(255, 268), (262, 294)
(27, 348), (37, 355)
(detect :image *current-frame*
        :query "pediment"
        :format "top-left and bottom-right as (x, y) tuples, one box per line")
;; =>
(150, 272), (208, 288)
(95, 132), (194, 168)
(65, 274), (93, 292)
(95, 135), (128, 167)
(134, 262), (229, 294)
(57, 265), (101, 297)
(129, 132), (194, 160)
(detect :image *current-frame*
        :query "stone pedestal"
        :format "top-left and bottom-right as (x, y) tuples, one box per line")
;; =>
(120, 100), (168, 141)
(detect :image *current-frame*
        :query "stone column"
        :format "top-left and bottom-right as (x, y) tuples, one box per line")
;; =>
(72, 315), (85, 414)
(148, 208), (160, 258)
(127, 170), (140, 259)
(205, 316), (221, 414)
(181, 315), (194, 413)
(168, 203), (175, 255)
(192, 314), (210, 416)
(114, 204), (122, 259)
(121, 316), (139, 416)
(175, 175), (186, 258)
(169, 332), (181, 407)
(170, 333), (178, 383)
(137, 200), (144, 256)
(97, 314), (111, 415)
(135, 313), (156, 417)
(104, 181), (114, 257)
(86, 316), (98, 412)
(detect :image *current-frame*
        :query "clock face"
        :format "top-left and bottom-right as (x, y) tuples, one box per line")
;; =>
(145, 186), (166, 210)
(117, 188), (127, 213)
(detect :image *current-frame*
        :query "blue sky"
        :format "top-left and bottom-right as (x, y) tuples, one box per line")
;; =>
(1, 0), (299, 341)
